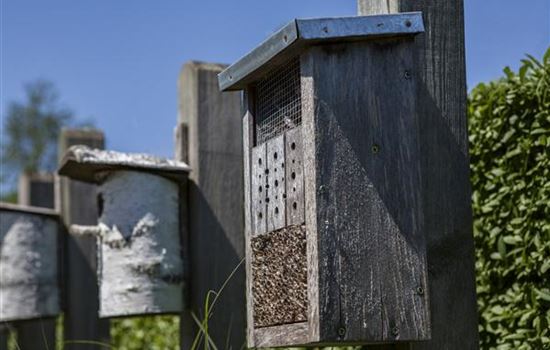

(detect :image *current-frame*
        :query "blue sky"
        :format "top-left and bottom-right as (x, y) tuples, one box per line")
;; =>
(1, 0), (549, 158)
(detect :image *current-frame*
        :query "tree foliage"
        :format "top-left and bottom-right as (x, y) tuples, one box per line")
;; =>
(469, 48), (550, 349)
(1, 80), (73, 183)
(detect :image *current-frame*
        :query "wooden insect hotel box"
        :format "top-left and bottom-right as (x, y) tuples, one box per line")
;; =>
(58, 145), (189, 318)
(0, 203), (60, 322)
(219, 12), (431, 347)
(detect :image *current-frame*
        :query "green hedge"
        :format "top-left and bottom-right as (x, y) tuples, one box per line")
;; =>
(469, 48), (550, 349)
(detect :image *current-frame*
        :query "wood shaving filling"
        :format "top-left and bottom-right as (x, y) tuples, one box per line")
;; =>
(252, 225), (307, 327)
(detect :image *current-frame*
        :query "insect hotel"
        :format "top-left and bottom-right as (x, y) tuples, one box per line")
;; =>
(58, 145), (189, 318)
(0, 203), (60, 322)
(219, 12), (430, 347)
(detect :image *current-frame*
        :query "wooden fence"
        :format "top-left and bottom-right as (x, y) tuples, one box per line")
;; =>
(0, 1), (478, 349)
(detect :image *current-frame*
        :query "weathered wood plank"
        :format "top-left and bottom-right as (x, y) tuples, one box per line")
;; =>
(243, 89), (256, 348)
(18, 173), (55, 208)
(254, 322), (309, 348)
(285, 127), (305, 225)
(359, 1), (479, 349)
(58, 129), (110, 350)
(303, 39), (429, 343)
(251, 144), (267, 235)
(266, 134), (286, 232)
(177, 61), (246, 350)
(15, 173), (57, 350)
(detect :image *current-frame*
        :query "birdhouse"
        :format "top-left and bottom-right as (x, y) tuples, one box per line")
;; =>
(219, 12), (430, 347)
(58, 145), (189, 318)
(0, 203), (60, 322)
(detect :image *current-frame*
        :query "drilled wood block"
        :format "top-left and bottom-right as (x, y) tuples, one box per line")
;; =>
(251, 144), (267, 235)
(251, 225), (307, 327)
(285, 127), (305, 225)
(266, 135), (286, 232)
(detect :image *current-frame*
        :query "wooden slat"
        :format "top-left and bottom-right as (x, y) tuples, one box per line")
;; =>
(254, 322), (309, 348)
(58, 129), (110, 350)
(266, 134), (286, 232)
(251, 144), (267, 235)
(243, 89), (256, 348)
(285, 127), (305, 225)
(303, 39), (429, 343)
(359, 1), (479, 349)
(177, 61), (246, 350)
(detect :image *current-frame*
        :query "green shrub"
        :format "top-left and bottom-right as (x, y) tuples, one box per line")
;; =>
(111, 316), (179, 350)
(469, 48), (550, 349)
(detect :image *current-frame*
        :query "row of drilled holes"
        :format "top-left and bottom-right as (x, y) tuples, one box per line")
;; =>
(257, 142), (298, 219)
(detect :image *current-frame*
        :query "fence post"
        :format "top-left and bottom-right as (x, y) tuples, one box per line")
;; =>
(13, 172), (56, 350)
(176, 61), (246, 349)
(358, 1), (479, 349)
(0, 327), (7, 350)
(58, 128), (110, 349)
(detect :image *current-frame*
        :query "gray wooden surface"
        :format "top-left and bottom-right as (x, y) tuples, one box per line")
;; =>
(242, 90), (256, 347)
(359, 1), (479, 349)
(265, 135), (286, 232)
(18, 173), (55, 208)
(58, 129), (110, 349)
(285, 127), (304, 225)
(0, 328), (6, 350)
(14, 173), (57, 350)
(251, 144), (267, 235)
(177, 61), (245, 350)
(302, 39), (429, 343)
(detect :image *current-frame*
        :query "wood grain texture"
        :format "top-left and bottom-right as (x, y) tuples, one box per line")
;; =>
(301, 63), (320, 344)
(266, 135), (286, 232)
(58, 129), (110, 350)
(251, 144), (267, 235)
(178, 61), (246, 350)
(243, 90), (256, 347)
(359, 1), (479, 349)
(253, 322), (309, 348)
(285, 127), (305, 225)
(14, 173), (57, 350)
(303, 40), (429, 343)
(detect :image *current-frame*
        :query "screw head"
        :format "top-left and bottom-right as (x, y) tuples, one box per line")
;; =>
(338, 327), (346, 337)
(405, 20), (412, 27)
(372, 144), (380, 154)
(416, 286), (424, 295)
(391, 326), (399, 336)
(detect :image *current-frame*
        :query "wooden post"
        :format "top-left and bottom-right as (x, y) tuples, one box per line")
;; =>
(177, 61), (246, 350)
(58, 129), (110, 349)
(358, 1), (479, 349)
(14, 173), (56, 350)
(0, 326), (8, 350)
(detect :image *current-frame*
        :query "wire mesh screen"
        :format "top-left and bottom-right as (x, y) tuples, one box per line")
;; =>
(255, 58), (302, 145)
